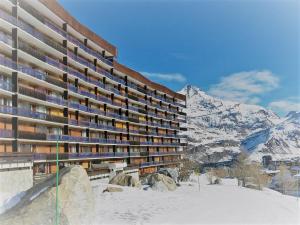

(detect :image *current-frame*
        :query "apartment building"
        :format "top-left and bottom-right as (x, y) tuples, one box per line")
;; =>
(0, 0), (187, 177)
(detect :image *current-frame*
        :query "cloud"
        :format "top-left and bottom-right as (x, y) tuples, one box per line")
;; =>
(268, 97), (300, 116)
(141, 72), (187, 83)
(208, 70), (279, 104)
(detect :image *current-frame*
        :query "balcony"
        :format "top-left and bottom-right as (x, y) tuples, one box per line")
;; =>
(0, 8), (18, 26)
(45, 56), (67, 72)
(20, 89), (66, 108)
(67, 34), (113, 67)
(45, 76), (67, 89)
(33, 152), (125, 161)
(106, 86), (121, 95)
(0, 55), (66, 91)
(96, 67), (125, 84)
(0, 105), (16, 115)
(68, 51), (95, 70)
(97, 95), (112, 104)
(47, 135), (129, 144)
(89, 108), (105, 116)
(18, 0), (67, 39)
(129, 152), (140, 157)
(115, 152), (129, 157)
(18, 41), (67, 72)
(17, 18), (66, 54)
(0, 129), (12, 138)
(19, 86), (46, 101)
(69, 102), (88, 112)
(18, 131), (47, 140)
(0, 31), (12, 46)
(44, 19), (67, 38)
(0, 54), (17, 70)
(6, 107), (67, 124)
(0, 81), (12, 92)
(140, 161), (155, 167)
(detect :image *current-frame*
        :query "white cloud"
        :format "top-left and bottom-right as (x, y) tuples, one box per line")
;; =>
(268, 97), (300, 116)
(208, 70), (279, 104)
(141, 72), (187, 83)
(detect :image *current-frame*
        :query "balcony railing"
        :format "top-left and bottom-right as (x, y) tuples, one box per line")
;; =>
(44, 19), (67, 38)
(0, 55), (17, 70)
(17, 18), (66, 54)
(33, 152), (128, 161)
(18, 131), (47, 140)
(0, 129), (12, 138)
(18, 41), (67, 73)
(0, 8), (17, 26)
(18, 108), (67, 124)
(17, 1), (115, 66)
(67, 34), (113, 66)
(47, 134), (129, 144)
(68, 51), (95, 70)
(0, 31), (12, 46)
(0, 81), (12, 92)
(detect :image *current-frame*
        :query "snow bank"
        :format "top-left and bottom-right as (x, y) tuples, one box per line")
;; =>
(92, 175), (300, 225)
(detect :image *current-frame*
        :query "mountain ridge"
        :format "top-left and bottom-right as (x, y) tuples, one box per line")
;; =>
(179, 84), (299, 163)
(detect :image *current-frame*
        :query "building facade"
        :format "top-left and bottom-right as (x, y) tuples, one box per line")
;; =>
(0, 0), (187, 177)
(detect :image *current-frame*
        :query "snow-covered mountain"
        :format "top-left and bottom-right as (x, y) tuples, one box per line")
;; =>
(241, 111), (300, 161)
(179, 85), (282, 163)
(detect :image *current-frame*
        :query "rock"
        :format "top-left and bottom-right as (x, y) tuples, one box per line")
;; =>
(214, 178), (222, 185)
(146, 173), (177, 191)
(245, 182), (260, 190)
(109, 172), (141, 188)
(158, 168), (179, 183)
(0, 166), (94, 225)
(103, 186), (123, 193)
(151, 181), (169, 192)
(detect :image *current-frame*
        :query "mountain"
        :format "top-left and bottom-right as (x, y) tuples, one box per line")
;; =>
(179, 85), (281, 163)
(241, 111), (300, 161)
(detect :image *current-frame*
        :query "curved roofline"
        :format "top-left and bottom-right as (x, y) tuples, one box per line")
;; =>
(114, 62), (185, 101)
(39, 0), (117, 56)
(38, 0), (185, 101)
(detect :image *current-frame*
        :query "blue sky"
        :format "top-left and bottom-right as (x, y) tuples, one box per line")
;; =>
(59, 0), (300, 116)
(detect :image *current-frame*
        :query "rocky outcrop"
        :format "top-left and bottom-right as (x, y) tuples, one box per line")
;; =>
(0, 166), (94, 225)
(144, 173), (177, 191)
(158, 168), (179, 183)
(109, 172), (141, 188)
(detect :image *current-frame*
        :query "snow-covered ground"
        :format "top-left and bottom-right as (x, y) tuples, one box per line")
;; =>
(91, 176), (300, 225)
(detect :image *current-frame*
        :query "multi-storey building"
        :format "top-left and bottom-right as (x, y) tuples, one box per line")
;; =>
(0, 0), (187, 177)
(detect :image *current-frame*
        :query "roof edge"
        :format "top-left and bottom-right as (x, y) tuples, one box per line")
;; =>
(39, 0), (117, 56)
(114, 62), (186, 101)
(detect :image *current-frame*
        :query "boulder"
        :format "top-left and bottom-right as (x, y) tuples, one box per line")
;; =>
(109, 172), (141, 188)
(245, 182), (260, 190)
(103, 186), (123, 193)
(0, 166), (94, 225)
(213, 178), (222, 185)
(146, 173), (177, 191)
(151, 181), (169, 192)
(158, 168), (179, 183)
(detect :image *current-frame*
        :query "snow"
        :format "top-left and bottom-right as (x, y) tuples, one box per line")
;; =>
(91, 175), (300, 225)
(178, 85), (282, 163)
(242, 111), (300, 161)
(0, 191), (25, 214)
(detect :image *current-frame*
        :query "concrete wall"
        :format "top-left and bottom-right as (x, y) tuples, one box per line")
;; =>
(0, 168), (33, 202)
